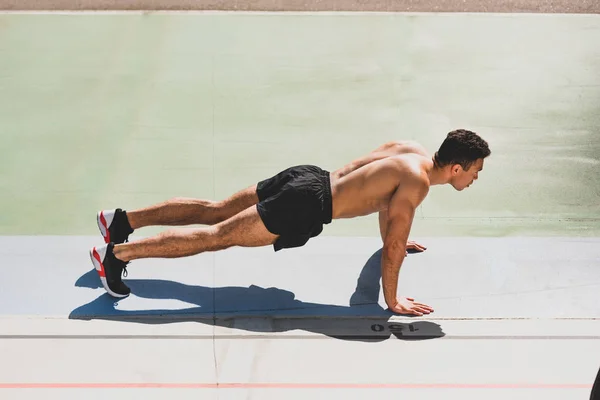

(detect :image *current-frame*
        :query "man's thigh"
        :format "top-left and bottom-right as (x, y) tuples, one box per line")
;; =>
(215, 205), (279, 248)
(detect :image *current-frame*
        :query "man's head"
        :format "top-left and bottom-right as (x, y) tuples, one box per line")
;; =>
(433, 129), (491, 191)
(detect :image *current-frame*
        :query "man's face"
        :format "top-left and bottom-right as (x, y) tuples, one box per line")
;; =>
(451, 158), (484, 191)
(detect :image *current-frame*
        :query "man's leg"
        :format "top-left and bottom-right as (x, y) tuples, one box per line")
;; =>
(126, 185), (259, 229)
(112, 204), (278, 262)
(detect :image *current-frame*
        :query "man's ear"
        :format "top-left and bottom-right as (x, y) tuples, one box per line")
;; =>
(451, 164), (462, 175)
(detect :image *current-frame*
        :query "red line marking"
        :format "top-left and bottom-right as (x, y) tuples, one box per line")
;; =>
(0, 383), (592, 389)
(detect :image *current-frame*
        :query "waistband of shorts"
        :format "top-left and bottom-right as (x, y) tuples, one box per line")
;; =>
(320, 169), (333, 224)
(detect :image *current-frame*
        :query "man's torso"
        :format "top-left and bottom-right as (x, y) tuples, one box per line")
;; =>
(329, 141), (432, 219)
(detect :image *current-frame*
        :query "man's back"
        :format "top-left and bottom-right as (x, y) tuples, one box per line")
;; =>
(330, 141), (433, 220)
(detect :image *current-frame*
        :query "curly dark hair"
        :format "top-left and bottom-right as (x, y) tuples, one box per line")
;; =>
(433, 129), (491, 171)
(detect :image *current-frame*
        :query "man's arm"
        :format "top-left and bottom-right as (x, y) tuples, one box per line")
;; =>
(381, 199), (416, 307)
(381, 209), (428, 254)
(378, 209), (388, 242)
(381, 177), (431, 315)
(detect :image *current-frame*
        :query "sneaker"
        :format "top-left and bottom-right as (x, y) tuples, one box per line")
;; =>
(89, 242), (130, 298)
(97, 208), (133, 244)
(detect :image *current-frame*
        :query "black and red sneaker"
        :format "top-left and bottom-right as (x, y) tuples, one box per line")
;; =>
(97, 208), (133, 244)
(89, 242), (130, 298)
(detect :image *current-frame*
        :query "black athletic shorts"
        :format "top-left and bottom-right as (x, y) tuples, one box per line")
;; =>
(256, 165), (333, 251)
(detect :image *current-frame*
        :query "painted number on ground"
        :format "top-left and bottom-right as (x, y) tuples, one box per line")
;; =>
(370, 324), (418, 335)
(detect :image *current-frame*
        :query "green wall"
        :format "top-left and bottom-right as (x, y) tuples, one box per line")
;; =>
(2, 13), (599, 236)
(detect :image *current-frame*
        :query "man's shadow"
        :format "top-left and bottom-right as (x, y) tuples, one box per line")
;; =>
(70, 248), (445, 342)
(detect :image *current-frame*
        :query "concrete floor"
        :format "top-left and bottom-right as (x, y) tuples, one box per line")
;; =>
(1, 235), (599, 398)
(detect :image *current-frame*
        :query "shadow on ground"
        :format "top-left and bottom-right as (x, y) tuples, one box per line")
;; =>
(70, 248), (445, 342)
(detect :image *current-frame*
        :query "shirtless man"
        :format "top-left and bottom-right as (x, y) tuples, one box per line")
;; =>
(90, 129), (490, 316)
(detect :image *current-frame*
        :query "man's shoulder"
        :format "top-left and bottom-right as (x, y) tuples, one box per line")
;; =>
(389, 156), (431, 196)
(392, 153), (431, 178)
(371, 152), (429, 181)
(384, 140), (429, 157)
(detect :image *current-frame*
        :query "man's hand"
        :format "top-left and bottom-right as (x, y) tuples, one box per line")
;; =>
(388, 297), (434, 316)
(406, 240), (426, 255)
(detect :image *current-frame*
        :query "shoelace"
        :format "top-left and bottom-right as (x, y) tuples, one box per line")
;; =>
(122, 239), (129, 278)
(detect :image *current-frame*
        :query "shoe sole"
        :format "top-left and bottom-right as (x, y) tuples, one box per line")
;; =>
(89, 246), (129, 298)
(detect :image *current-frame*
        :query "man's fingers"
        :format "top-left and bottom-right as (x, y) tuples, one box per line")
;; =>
(406, 245), (426, 253)
(412, 305), (429, 314)
(406, 242), (427, 253)
(395, 305), (433, 316)
(408, 300), (434, 315)
(415, 302), (434, 311)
